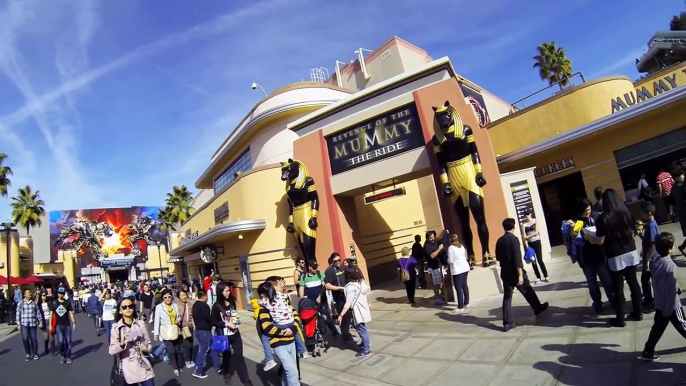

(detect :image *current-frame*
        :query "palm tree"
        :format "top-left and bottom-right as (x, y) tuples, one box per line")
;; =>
(10, 185), (46, 236)
(157, 205), (176, 232)
(165, 185), (195, 225)
(0, 153), (13, 198)
(533, 42), (574, 89)
(670, 12), (686, 31)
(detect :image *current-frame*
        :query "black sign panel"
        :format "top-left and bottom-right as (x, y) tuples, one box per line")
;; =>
(364, 188), (406, 205)
(214, 202), (229, 223)
(510, 180), (535, 226)
(326, 104), (424, 175)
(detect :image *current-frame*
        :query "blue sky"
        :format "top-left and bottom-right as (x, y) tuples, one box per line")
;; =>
(0, 0), (682, 221)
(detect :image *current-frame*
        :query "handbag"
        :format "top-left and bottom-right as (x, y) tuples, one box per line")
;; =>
(523, 247), (536, 264)
(400, 259), (411, 282)
(180, 304), (192, 339)
(159, 304), (180, 340)
(211, 334), (230, 352)
(110, 328), (125, 386)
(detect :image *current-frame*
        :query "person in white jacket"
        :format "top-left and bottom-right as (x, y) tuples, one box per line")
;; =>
(447, 234), (471, 314)
(337, 266), (372, 358)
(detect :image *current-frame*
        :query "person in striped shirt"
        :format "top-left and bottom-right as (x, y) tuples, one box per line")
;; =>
(657, 169), (675, 221)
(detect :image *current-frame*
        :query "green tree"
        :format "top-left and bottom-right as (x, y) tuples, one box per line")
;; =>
(533, 42), (574, 89)
(157, 205), (176, 232)
(165, 185), (195, 225)
(10, 185), (46, 235)
(0, 153), (12, 198)
(670, 12), (686, 31)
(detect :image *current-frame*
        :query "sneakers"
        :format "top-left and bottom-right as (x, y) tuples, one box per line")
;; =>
(60, 358), (66, 365)
(33, 355), (39, 361)
(355, 351), (371, 358)
(640, 351), (660, 362)
(174, 370), (180, 377)
(452, 307), (467, 314)
(192, 372), (208, 379)
(186, 361), (195, 369)
(25, 354), (30, 362)
(542, 276), (550, 283)
(300, 352), (311, 359)
(535, 302), (549, 316)
(263, 360), (278, 371)
(66, 358), (72, 364)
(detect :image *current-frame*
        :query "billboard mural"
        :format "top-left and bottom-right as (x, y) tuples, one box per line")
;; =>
(49, 206), (167, 266)
(459, 83), (491, 129)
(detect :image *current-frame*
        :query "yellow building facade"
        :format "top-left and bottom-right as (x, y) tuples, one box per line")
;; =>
(1, 230), (35, 290)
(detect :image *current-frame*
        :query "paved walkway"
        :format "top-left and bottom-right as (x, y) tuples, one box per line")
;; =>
(239, 223), (686, 386)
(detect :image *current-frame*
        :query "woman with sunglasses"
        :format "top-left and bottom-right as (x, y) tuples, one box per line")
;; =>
(153, 289), (183, 377)
(109, 298), (155, 386)
(210, 281), (253, 385)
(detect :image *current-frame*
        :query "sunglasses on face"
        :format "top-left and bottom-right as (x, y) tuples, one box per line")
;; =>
(163, 296), (172, 299)
(333, 259), (341, 263)
(120, 304), (135, 310)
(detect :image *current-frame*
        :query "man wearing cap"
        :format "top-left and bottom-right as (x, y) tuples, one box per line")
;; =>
(325, 253), (353, 344)
(300, 260), (338, 335)
(49, 287), (76, 364)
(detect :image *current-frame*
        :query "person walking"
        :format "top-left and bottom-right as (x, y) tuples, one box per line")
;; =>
(101, 289), (117, 342)
(640, 232), (686, 361)
(258, 281), (301, 386)
(87, 288), (102, 336)
(176, 289), (195, 370)
(191, 290), (212, 379)
(495, 218), (549, 332)
(520, 210), (549, 283)
(324, 253), (354, 345)
(411, 235), (428, 288)
(138, 284), (155, 326)
(398, 247), (418, 304)
(338, 266), (372, 358)
(671, 169), (686, 256)
(585, 189), (643, 327)
(575, 198), (614, 313)
(447, 234), (470, 313)
(109, 297), (155, 386)
(49, 287), (76, 364)
(153, 289), (183, 377)
(210, 282), (253, 385)
(36, 292), (56, 356)
(16, 289), (42, 361)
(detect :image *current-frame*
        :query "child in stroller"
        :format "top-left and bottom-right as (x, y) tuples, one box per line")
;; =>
(298, 297), (329, 357)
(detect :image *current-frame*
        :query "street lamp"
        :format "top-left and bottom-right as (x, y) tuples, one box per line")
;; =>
(3, 221), (15, 326)
(251, 82), (268, 97)
(156, 241), (165, 278)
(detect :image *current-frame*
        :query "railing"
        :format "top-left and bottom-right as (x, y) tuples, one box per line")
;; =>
(510, 72), (587, 110)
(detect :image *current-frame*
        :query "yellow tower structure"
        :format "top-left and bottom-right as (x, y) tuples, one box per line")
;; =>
(0, 229), (21, 278)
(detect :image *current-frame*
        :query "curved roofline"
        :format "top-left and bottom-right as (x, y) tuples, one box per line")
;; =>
(210, 82), (352, 159)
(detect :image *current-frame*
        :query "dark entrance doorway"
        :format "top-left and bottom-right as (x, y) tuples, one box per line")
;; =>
(108, 268), (129, 283)
(538, 172), (587, 246)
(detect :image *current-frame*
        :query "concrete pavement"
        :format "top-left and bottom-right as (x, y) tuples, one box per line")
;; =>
(239, 222), (686, 386)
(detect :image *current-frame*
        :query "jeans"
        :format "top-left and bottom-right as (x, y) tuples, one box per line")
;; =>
(643, 307), (686, 355)
(452, 272), (470, 308)
(256, 321), (274, 361)
(582, 261), (614, 309)
(194, 330), (212, 374)
(528, 240), (548, 279)
(403, 280), (416, 303)
(641, 270), (653, 306)
(163, 337), (183, 370)
(502, 279), (543, 326)
(355, 322), (371, 354)
(55, 325), (72, 359)
(21, 325), (38, 356)
(610, 265), (642, 322)
(103, 320), (114, 343)
(273, 343), (300, 386)
(124, 379), (155, 386)
(277, 322), (306, 354)
(92, 313), (102, 334)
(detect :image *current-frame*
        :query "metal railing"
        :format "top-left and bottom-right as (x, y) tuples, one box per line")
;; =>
(510, 72), (587, 110)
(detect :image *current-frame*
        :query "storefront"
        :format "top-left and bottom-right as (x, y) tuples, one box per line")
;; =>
(497, 80), (686, 241)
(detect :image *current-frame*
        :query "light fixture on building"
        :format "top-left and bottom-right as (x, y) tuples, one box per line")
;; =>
(334, 60), (347, 88)
(238, 234), (243, 240)
(354, 48), (373, 80)
(251, 82), (268, 97)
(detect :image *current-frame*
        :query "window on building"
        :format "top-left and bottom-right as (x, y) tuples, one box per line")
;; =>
(213, 149), (252, 193)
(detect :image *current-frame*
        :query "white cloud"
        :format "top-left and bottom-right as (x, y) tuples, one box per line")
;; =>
(589, 47), (645, 79)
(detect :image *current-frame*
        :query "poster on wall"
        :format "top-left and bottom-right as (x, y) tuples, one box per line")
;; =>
(510, 180), (535, 227)
(49, 206), (167, 267)
(459, 83), (491, 129)
(325, 103), (425, 175)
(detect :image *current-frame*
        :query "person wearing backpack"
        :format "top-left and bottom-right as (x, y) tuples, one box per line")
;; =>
(398, 247), (418, 304)
(299, 260), (337, 336)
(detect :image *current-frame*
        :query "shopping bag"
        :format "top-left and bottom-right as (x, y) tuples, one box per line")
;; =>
(211, 335), (230, 352)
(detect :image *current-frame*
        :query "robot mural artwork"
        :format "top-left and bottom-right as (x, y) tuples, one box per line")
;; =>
(431, 100), (495, 268)
(280, 159), (319, 269)
(126, 216), (157, 261)
(53, 219), (114, 260)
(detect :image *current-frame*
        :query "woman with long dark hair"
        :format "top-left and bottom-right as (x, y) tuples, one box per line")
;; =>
(585, 189), (642, 327)
(109, 297), (155, 385)
(339, 266), (372, 357)
(210, 281), (253, 385)
(36, 292), (56, 356)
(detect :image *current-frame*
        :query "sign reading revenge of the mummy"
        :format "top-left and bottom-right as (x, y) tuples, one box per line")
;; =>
(325, 103), (424, 175)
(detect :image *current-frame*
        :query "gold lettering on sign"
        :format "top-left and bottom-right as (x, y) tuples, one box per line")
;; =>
(534, 157), (576, 178)
(332, 109), (414, 160)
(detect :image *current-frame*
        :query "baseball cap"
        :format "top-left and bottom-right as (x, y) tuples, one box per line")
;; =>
(57, 287), (66, 294)
(309, 260), (319, 269)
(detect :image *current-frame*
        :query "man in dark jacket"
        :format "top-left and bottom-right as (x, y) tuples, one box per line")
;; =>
(86, 289), (101, 336)
(495, 218), (549, 332)
(411, 235), (427, 288)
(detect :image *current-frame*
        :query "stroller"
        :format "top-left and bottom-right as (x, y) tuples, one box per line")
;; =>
(298, 297), (329, 357)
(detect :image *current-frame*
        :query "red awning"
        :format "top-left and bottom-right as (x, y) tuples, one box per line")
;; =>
(24, 275), (43, 283)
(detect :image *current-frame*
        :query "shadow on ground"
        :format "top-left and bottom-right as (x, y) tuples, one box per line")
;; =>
(534, 343), (686, 386)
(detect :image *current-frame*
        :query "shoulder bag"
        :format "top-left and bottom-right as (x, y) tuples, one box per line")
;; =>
(211, 312), (230, 352)
(400, 259), (411, 282)
(159, 304), (180, 341)
(180, 304), (192, 339)
(110, 326), (126, 386)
